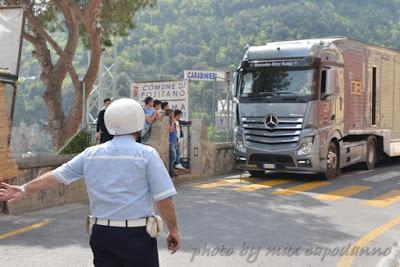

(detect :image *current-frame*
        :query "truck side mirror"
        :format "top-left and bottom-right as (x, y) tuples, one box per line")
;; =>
(232, 71), (238, 97)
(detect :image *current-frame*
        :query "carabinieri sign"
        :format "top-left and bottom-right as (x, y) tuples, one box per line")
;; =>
(184, 70), (226, 82)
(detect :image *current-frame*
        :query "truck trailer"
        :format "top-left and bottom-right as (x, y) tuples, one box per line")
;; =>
(232, 37), (400, 179)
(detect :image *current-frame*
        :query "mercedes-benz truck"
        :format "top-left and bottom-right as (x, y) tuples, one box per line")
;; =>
(233, 37), (400, 178)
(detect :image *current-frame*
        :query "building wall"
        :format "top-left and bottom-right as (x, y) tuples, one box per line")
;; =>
(0, 82), (18, 182)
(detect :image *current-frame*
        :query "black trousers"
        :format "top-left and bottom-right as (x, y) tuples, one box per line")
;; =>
(90, 225), (159, 267)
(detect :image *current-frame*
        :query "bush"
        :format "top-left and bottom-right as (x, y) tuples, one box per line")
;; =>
(59, 130), (93, 154)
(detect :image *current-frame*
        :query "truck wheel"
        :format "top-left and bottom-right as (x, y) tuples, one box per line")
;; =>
(325, 141), (340, 179)
(248, 170), (265, 177)
(364, 136), (377, 170)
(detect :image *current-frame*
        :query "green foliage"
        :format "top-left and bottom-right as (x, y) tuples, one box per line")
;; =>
(14, 0), (400, 151)
(59, 130), (93, 155)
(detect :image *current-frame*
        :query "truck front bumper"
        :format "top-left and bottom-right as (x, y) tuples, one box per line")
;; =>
(235, 146), (324, 174)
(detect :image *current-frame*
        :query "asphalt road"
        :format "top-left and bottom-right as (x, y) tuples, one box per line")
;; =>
(1, 158), (400, 267)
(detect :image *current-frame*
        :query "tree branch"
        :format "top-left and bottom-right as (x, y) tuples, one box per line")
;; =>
(21, 0), (65, 57)
(67, 66), (81, 89)
(83, 0), (102, 19)
(52, 1), (80, 78)
(22, 31), (36, 44)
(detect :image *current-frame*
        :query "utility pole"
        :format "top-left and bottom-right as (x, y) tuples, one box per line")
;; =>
(212, 76), (217, 141)
(225, 71), (232, 141)
(112, 43), (117, 96)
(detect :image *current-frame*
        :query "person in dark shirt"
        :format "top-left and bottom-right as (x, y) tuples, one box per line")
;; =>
(166, 109), (178, 178)
(96, 98), (113, 143)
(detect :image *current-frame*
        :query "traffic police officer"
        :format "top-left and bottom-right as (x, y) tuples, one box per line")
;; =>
(0, 98), (181, 267)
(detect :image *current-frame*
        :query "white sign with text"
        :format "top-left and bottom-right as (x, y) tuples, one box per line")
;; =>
(184, 70), (226, 82)
(131, 80), (189, 119)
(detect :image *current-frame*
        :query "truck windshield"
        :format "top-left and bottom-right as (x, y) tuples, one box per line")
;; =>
(239, 67), (317, 102)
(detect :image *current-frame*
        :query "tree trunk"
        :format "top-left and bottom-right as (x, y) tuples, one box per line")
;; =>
(19, 0), (103, 151)
(43, 82), (66, 149)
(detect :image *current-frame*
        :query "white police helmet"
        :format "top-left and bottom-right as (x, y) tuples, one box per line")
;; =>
(104, 98), (145, 135)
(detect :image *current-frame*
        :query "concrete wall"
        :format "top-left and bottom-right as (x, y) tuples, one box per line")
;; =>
(175, 119), (236, 182)
(4, 168), (88, 214)
(144, 117), (236, 182)
(146, 117), (169, 168)
(2, 154), (89, 214)
(2, 118), (235, 214)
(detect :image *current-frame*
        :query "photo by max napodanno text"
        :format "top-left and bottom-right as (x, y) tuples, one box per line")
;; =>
(190, 242), (397, 263)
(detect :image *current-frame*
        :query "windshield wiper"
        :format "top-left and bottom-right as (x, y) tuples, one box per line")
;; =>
(275, 91), (297, 96)
(244, 92), (275, 98)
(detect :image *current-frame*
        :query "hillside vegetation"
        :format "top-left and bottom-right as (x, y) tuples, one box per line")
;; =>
(12, 0), (400, 153)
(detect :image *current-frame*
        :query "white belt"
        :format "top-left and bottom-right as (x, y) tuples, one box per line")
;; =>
(90, 217), (147, 227)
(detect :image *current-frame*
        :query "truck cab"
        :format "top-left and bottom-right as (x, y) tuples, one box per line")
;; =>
(233, 38), (348, 179)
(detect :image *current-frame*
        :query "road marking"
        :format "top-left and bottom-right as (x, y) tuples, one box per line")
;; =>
(234, 179), (293, 192)
(363, 171), (400, 182)
(0, 219), (50, 241)
(194, 178), (252, 189)
(314, 185), (370, 201)
(364, 190), (400, 208)
(337, 216), (400, 267)
(272, 181), (331, 196)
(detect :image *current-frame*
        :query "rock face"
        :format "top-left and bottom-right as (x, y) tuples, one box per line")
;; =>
(0, 82), (18, 183)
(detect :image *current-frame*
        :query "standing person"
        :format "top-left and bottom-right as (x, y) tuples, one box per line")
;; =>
(0, 98), (181, 266)
(143, 97), (158, 129)
(153, 100), (163, 120)
(161, 102), (170, 114)
(166, 109), (178, 178)
(96, 98), (113, 143)
(173, 110), (185, 170)
(153, 100), (162, 111)
(142, 97), (159, 142)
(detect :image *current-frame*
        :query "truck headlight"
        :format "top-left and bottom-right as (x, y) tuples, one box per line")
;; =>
(297, 136), (314, 156)
(234, 130), (246, 153)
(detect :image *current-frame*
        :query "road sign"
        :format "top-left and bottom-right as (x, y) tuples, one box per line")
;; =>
(131, 80), (189, 120)
(184, 70), (226, 82)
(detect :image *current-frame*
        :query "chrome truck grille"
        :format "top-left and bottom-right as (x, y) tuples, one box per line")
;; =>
(242, 116), (303, 150)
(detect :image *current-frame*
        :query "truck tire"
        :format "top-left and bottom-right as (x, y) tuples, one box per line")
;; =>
(325, 141), (340, 179)
(364, 136), (377, 170)
(248, 170), (265, 177)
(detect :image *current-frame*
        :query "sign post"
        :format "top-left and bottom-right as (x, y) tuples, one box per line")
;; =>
(184, 70), (232, 141)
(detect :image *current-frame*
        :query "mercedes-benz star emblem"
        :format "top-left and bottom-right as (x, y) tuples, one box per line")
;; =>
(265, 114), (279, 128)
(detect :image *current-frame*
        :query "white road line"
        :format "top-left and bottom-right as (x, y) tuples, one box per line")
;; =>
(363, 171), (400, 182)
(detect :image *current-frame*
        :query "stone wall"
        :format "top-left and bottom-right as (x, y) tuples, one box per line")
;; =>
(2, 118), (236, 214)
(181, 119), (235, 181)
(2, 154), (88, 214)
(144, 117), (236, 182)
(5, 168), (88, 214)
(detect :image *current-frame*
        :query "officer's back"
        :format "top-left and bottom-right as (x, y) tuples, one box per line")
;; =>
(0, 98), (181, 267)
